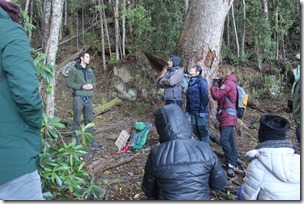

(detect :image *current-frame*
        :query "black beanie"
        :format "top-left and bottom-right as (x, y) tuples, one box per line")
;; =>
(258, 114), (290, 143)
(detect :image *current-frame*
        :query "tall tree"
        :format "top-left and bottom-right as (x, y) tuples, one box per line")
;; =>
(177, 0), (234, 118)
(45, 0), (65, 117)
(115, 0), (120, 61)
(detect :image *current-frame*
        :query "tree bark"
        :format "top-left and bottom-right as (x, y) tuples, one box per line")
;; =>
(45, 0), (65, 117)
(122, 0), (126, 57)
(231, 4), (240, 57)
(98, 0), (107, 71)
(115, 0), (120, 61)
(177, 0), (234, 121)
(42, 0), (52, 52)
(241, 0), (246, 56)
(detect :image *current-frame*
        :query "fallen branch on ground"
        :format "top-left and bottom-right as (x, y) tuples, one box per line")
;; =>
(88, 153), (140, 175)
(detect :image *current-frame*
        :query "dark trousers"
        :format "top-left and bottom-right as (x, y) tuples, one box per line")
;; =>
(72, 96), (94, 141)
(191, 113), (209, 144)
(296, 126), (300, 144)
(165, 100), (182, 109)
(220, 126), (238, 168)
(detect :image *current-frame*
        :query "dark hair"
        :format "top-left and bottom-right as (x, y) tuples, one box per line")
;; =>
(194, 65), (202, 75)
(79, 51), (89, 60)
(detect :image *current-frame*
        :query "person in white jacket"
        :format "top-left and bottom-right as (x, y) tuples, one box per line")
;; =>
(237, 114), (300, 200)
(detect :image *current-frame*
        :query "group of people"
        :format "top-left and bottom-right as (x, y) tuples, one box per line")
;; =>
(0, 0), (300, 200)
(142, 54), (300, 200)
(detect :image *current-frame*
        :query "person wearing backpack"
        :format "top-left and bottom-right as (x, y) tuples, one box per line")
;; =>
(237, 115), (300, 200)
(186, 65), (210, 143)
(210, 65), (238, 177)
(156, 55), (184, 109)
(142, 104), (228, 200)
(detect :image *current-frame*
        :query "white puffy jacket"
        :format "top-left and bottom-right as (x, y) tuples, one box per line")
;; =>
(241, 147), (300, 200)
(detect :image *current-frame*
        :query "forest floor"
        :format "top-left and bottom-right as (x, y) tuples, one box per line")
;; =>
(54, 63), (300, 201)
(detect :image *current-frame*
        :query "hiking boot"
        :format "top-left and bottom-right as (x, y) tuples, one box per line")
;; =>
(227, 168), (235, 177)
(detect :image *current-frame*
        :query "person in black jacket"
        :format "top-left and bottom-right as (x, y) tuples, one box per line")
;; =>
(141, 104), (228, 200)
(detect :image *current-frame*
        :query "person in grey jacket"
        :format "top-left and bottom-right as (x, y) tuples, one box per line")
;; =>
(156, 55), (184, 108)
(142, 104), (228, 200)
(237, 115), (300, 200)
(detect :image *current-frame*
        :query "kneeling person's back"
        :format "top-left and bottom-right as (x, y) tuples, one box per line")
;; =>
(142, 104), (228, 200)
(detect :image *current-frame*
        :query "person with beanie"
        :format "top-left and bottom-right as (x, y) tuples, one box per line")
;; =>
(156, 55), (184, 108)
(142, 104), (228, 200)
(0, 0), (44, 200)
(237, 114), (300, 200)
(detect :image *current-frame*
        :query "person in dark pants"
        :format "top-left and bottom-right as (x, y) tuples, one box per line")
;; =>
(0, 0), (43, 199)
(186, 65), (210, 143)
(156, 55), (184, 108)
(291, 53), (300, 144)
(66, 51), (101, 148)
(142, 104), (228, 200)
(210, 65), (238, 177)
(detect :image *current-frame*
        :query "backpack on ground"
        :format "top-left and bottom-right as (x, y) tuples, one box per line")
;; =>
(130, 122), (150, 151)
(225, 84), (248, 118)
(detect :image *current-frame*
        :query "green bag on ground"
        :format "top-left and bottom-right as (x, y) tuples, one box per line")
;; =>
(130, 122), (150, 151)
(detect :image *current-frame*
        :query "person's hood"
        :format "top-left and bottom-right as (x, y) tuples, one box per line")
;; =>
(75, 62), (88, 69)
(0, 1), (22, 25)
(245, 148), (300, 183)
(170, 55), (181, 67)
(155, 104), (192, 143)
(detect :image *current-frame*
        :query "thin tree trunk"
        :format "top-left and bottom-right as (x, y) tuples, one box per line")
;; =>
(45, 0), (65, 117)
(231, 4), (240, 57)
(82, 7), (85, 44)
(24, 0), (30, 13)
(262, 0), (269, 22)
(102, 0), (112, 58)
(98, 0), (107, 71)
(76, 9), (79, 50)
(28, 0), (34, 42)
(115, 0), (120, 61)
(274, 0), (279, 60)
(241, 0), (246, 56)
(184, 0), (189, 14)
(64, 0), (67, 26)
(42, 0), (52, 52)
(226, 9), (230, 61)
(122, 0), (126, 56)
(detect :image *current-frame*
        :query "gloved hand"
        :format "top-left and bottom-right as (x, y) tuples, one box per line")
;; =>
(237, 185), (244, 200)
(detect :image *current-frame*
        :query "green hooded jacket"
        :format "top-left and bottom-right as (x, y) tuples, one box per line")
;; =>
(0, 8), (42, 185)
(66, 62), (97, 97)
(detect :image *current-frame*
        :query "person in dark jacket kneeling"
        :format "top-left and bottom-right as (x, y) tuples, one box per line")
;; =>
(141, 104), (228, 200)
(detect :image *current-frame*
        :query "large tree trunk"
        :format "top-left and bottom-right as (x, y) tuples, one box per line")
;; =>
(177, 0), (234, 121)
(45, 0), (65, 117)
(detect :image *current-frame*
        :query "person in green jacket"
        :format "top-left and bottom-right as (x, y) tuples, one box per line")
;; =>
(291, 53), (300, 144)
(66, 51), (102, 148)
(0, 0), (43, 200)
